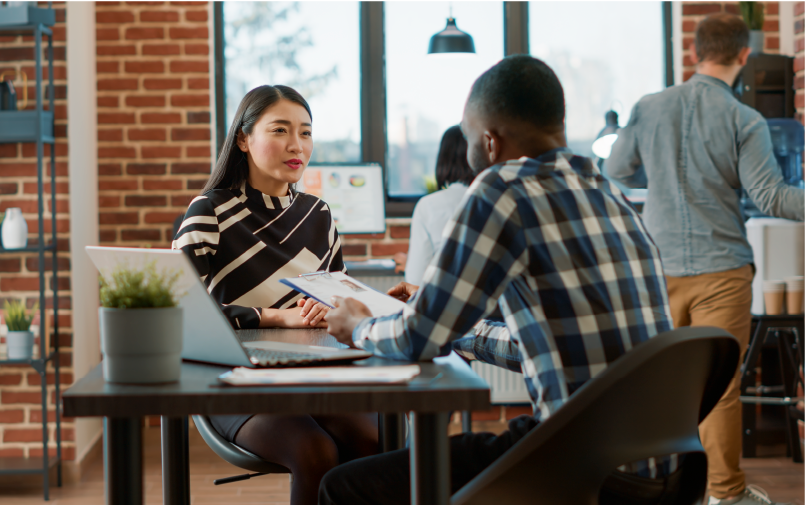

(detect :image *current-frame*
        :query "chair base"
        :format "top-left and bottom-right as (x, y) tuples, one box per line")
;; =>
(213, 472), (267, 486)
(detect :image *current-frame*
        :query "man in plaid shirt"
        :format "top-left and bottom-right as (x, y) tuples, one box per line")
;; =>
(322, 55), (675, 504)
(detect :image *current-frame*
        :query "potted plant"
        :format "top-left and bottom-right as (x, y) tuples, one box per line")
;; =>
(739, 1), (765, 55)
(4, 300), (38, 360)
(99, 262), (183, 384)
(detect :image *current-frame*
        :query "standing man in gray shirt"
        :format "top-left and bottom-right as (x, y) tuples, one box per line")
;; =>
(606, 13), (803, 505)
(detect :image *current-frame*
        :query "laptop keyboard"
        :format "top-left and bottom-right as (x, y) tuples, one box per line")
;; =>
(246, 347), (326, 367)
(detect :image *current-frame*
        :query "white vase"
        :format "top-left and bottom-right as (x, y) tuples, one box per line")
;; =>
(748, 30), (764, 55)
(99, 307), (184, 383)
(1, 207), (27, 250)
(7, 330), (34, 360)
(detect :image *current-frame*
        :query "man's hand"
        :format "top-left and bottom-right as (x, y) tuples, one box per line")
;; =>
(387, 282), (420, 302)
(325, 296), (373, 347)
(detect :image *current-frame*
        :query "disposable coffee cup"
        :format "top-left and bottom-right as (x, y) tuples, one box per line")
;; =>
(763, 280), (786, 315)
(785, 276), (804, 315)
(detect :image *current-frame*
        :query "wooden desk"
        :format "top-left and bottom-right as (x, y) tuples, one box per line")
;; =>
(62, 329), (490, 505)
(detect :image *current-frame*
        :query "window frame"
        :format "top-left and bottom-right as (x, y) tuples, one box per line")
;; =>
(213, 2), (674, 218)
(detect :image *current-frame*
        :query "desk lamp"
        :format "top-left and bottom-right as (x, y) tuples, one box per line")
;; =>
(591, 110), (620, 159)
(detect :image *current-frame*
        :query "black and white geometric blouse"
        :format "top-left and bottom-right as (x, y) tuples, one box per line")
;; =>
(172, 182), (346, 329)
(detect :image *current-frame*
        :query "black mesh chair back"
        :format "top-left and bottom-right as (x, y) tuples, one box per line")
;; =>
(452, 326), (740, 505)
(192, 415), (290, 484)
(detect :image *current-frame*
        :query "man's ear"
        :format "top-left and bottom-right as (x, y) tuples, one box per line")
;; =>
(236, 130), (248, 152)
(484, 130), (499, 165)
(689, 43), (699, 65)
(737, 46), (752, 66)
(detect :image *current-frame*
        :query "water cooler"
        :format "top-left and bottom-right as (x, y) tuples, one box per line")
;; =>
(745, 119), (805, 315)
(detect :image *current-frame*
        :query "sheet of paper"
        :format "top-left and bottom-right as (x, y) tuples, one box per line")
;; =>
(281, 271), (407, 317)
(219, 364), (421, 386)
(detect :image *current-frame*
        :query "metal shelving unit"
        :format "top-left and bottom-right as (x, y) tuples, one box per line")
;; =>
(0, 15), (62, 500)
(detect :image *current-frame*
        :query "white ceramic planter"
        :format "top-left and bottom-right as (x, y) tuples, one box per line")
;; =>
(99, 306), (183, 384)
(748, 30), (764, 55)
(6, 330), (34, 360)
(1, 207), (28, 250)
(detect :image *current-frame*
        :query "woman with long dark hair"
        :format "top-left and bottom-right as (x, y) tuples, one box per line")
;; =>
(173, 85), (377, 505)
(403, 125), (475, 285)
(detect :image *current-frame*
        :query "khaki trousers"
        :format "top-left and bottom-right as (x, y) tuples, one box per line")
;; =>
(665, 264), (753, 499)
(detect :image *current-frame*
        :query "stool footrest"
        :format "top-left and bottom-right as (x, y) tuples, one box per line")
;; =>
(740, 396), (802, 406)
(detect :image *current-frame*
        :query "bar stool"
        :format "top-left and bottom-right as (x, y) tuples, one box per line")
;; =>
(739, 314), (803, 462)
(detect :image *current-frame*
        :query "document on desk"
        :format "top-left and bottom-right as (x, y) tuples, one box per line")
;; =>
(280, 271), (407, 317)
(218, 365), (421, 386)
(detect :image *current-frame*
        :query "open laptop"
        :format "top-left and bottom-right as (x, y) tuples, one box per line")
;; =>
(85, 246), (372, 368)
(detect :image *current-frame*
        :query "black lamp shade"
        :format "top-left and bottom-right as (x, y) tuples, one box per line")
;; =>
(428, 18), (476, 54)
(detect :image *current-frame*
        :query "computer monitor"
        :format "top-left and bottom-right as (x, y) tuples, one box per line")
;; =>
(296, 163), (386, 234)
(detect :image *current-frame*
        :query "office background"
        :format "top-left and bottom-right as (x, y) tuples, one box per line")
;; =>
(0, 0), (801, 483)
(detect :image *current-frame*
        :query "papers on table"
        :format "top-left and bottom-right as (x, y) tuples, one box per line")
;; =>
(218, 365), (421, 386)
(280, 271), (407, 317)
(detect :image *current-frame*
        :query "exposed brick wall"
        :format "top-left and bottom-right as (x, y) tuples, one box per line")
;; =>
(681, 2), (781, 82)
(95, 1), (211, 248)
(796, 2), (805, 121)
(0, 2), (74, 461)
(341, 218), (411, 261)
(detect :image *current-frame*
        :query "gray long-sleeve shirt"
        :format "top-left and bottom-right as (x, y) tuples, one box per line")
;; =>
(605, 73), (804, 277)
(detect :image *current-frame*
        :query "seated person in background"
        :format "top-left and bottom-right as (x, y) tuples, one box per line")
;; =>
(399, 125), (474, 285)
(322, 55), (677, 504)
(173, 84), (377, 505)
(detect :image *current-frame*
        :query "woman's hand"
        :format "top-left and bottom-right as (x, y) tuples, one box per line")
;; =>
(297, 298), (329, 326)
(260, 302), (329, 328)
(387, 282), (420, 302)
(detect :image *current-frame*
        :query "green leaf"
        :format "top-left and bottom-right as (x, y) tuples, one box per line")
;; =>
(3, 299), (38, 331)
(99, 261), (182, 309)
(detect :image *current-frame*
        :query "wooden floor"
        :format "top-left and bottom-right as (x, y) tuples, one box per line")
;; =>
(1, 423), (802, 504)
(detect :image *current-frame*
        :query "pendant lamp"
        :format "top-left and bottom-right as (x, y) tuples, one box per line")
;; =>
(428, 13), (476, 55)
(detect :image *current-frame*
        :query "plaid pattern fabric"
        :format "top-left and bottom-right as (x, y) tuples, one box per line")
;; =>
(353, 149), (677, 477)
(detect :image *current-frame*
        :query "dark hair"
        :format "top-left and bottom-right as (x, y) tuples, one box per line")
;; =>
(695, 13), (749, 65)
(467, 55), (564, 130)
(435, 126), (473, 189)
(202, 85), (312, 194)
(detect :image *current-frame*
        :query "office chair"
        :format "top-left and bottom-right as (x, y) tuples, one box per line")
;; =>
(452, 327), (740, 505)
(192, 415), (291, 485)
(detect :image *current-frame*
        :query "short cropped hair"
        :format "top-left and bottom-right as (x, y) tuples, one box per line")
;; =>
(435, 126), (474, 190)
(695, 13), (749, 65)
(467, 55), (564, 130)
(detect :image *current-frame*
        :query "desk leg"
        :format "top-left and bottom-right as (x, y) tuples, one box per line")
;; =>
(161, 416), (190, 505)
(410, 412), (450, 505)
(380, 413), (407, 453)
(104, 417), (143, 505)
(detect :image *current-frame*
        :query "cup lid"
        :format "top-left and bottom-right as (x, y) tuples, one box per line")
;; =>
(763, 280), (786, 291)
(785, 276), (804, 289)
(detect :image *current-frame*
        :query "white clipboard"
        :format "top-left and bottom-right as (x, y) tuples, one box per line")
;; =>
(280, 271), (407, 317)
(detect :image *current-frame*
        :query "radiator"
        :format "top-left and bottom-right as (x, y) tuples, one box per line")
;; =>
(471, 361), (531, 405)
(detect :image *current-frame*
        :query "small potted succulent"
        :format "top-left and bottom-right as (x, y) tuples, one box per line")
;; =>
(99, 262), (183, 384)
(739, 1), (765, 55)
(4, 299), (38, 360)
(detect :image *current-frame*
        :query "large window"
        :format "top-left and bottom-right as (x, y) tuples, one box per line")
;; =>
(218, 2), (669, 213)
(385, 2), (503, 196)
(223, 2), (361, 163)
(529, 2), (665, 157)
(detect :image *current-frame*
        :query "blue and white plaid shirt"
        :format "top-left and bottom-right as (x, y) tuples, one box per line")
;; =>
(353, 149), (676, 476)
